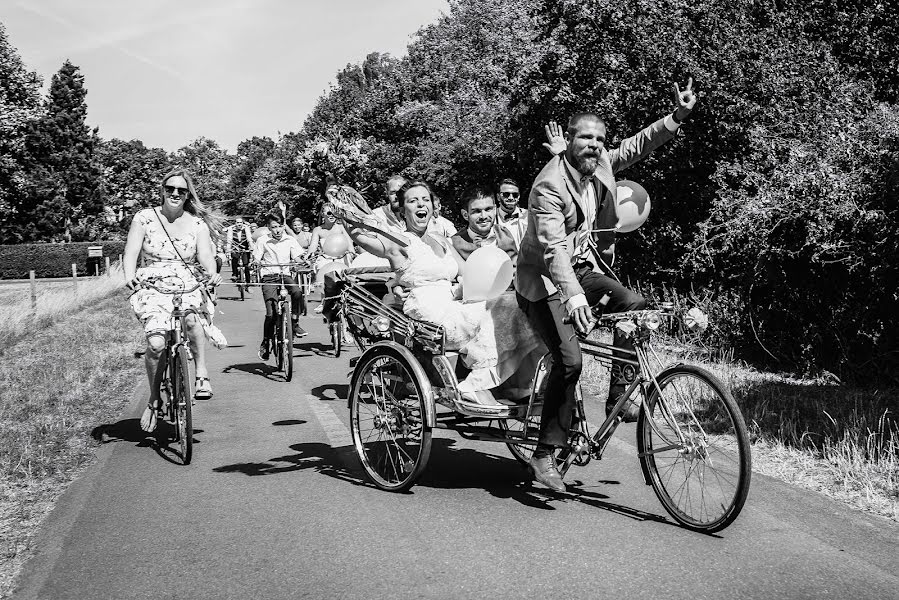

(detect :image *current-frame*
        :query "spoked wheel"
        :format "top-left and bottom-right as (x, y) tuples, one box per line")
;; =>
(171, 345), (193, 465)
(638, 364), (751, 532)
(331, 319), (342, 357)
(350, 346), (432, 491)
(499, 413), (541, 466)
(236, 264), (245, 301)
(500, 353), (550, 465)
(282, 303), (293, 381)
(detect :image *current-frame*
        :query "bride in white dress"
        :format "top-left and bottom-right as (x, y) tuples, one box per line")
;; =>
(332, 181), (544, 405)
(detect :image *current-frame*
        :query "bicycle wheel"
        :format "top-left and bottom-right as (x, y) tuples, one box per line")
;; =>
(500, 354), (550, 465)
(350, 346), (432, 491)
(638, 364), (751, 532)
(331, 320), (342, 357)
(272, 303), (284, 371)
(172, 345), (193, 465)
(236, 260), (245, 301)
(282, 302), (293, 381)
(499, 414), (541, 466)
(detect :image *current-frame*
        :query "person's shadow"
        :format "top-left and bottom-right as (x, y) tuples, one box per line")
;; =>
(222, 361), (284, 381)
(91, 418), (204, 465)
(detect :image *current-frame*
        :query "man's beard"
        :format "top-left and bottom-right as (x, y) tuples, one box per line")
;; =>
(572, 153), (599, 176)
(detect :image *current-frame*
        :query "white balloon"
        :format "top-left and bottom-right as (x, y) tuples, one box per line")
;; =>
(615, 180), (651, 233)
(462, 246), (513, 303)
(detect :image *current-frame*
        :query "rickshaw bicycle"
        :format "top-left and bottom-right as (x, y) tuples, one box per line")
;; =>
(133, 273), (214, 465)
(332, 269), (751, 533)
(251, 262), (300, 382)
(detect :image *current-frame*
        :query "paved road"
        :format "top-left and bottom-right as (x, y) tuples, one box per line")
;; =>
(14, 280), (899, 599)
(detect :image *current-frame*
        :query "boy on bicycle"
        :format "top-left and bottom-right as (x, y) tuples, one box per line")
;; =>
(254, 212), (307, 361)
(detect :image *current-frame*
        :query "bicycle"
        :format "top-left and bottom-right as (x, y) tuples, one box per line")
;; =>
(254, 262), (300, 382)
(231, 250), (251, 301)
(503, 304), (752, 532)
(338, 272), (751, 532)
(136, 274), (212, 465)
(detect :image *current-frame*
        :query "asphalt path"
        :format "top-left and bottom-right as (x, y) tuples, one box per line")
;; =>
(13, 277), (899, 599)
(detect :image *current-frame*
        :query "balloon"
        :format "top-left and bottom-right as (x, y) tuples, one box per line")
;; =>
(615, 180), (651, 233)
(462, 246), (513, 303)
(321, 233), (350, 258)
(315, 260), (347, 285)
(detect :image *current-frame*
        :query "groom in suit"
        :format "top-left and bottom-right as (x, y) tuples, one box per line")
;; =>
(515, 79), (698, 491)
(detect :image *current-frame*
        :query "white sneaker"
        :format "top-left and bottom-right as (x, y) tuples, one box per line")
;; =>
(314, 304), (324, 314)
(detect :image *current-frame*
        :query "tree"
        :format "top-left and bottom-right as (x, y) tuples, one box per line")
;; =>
(223, 135), (276, 215)
(97, 138), (171, 225)
(173, 137), (235, 209)
(16, 60), (104, 242)
(0, 23), (43, 243)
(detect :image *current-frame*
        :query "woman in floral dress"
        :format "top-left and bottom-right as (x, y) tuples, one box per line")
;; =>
(123, 169), (224, 432)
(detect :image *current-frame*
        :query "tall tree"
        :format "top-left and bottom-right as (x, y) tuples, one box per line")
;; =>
(173, 137), (235, 210)
(17, 60), (104, 241)
(97, 138), (171, 220)
(0, 23), (43, 243)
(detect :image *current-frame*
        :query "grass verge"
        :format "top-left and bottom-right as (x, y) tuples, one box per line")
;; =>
(0, 266), (128, 351)
(0, 288), (144, 598)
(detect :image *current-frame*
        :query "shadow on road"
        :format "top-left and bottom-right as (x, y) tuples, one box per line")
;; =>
(222, 361), (286, 382)
(90, 418), (203, 466)
(209, 432), (688, 529)
(212, 441), (367, 488)
(292, 341), (337, 357)
(272, 419), (307, 426)
(309, 383), (348, 402)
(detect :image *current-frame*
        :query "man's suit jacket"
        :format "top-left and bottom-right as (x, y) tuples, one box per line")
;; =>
(515, 116), (676, 303)
(451, 223), (519, 265)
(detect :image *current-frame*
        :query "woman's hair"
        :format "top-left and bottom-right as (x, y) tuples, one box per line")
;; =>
(398, 181), (434, 205)
(160, 168), (224, 243)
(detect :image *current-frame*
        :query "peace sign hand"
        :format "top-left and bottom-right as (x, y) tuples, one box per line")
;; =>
(542, 120), (567, 156)
(672, 77), (697, 122)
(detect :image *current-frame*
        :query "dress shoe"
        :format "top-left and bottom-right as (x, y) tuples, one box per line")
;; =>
(529, 454), (566, 492)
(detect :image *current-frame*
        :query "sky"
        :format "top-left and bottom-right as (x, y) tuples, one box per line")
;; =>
(2, 0), (449, 152)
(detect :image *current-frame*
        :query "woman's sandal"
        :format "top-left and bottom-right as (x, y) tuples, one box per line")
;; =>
(140, 400), (162, 433)
(194, 377), (213, 400)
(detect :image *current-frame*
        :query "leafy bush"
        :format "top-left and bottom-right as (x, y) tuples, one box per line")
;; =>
(0, 241), (125, 279)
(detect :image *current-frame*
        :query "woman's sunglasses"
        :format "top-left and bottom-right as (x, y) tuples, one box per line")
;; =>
(164, 185), (190, 196)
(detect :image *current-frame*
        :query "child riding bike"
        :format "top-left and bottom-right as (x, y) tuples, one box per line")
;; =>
(253, 212), (307, 360)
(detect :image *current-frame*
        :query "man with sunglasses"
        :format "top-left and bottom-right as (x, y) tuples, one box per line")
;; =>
(496, 178), (528, 247)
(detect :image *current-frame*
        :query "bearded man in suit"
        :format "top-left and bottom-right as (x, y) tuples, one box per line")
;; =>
(515, 79), (698, 491)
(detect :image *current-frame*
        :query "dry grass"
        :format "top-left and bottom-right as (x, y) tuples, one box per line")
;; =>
(0, 266), (127, 351)
(0, 288), (144, 598)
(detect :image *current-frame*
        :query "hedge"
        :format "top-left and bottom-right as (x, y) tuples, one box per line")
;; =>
(0, 241), (127, 279)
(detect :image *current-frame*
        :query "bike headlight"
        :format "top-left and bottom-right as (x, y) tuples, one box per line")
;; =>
(374, 316), (391, 333)
(640, 311), (662, 331)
